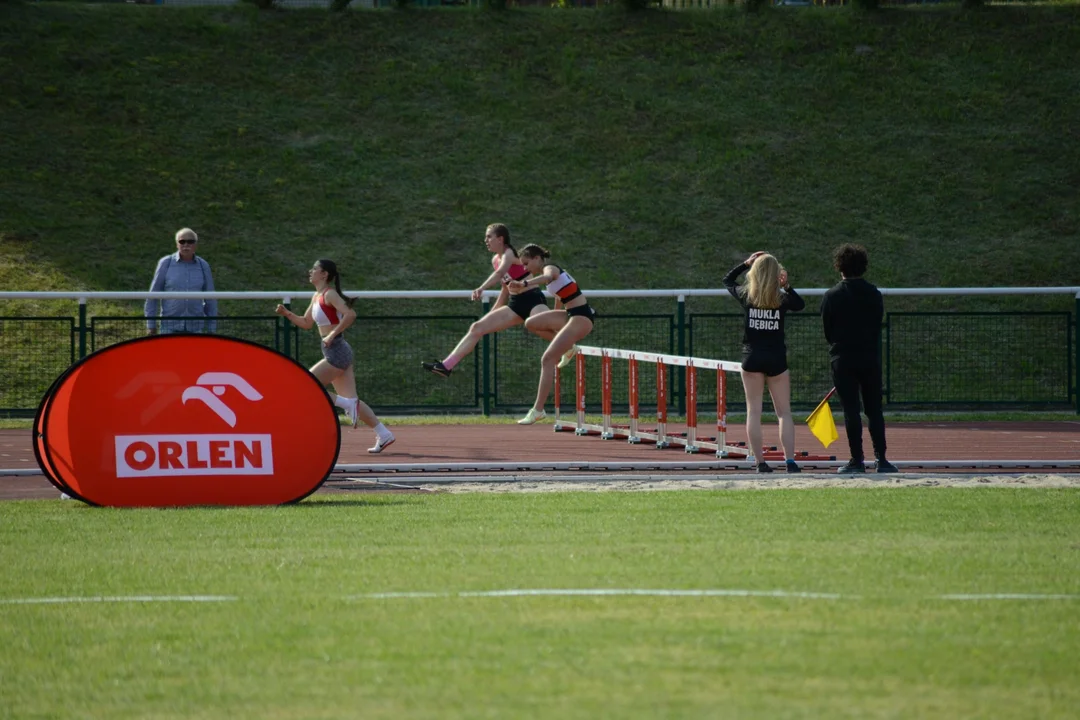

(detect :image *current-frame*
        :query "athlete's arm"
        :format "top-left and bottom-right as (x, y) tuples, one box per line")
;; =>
(820, 291), (835, 344)
(490, 283), (510, 311)
(722, 263), (749, 306)
(275, 297), (315, 330)
(322, 290), (357, 342)
(472, 249), (516, 300)
(780, 270), (805, 312)
(523, 265), (559, 290)
(783, 286), (806, 312)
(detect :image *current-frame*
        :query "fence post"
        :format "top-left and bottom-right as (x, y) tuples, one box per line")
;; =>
(677, 294), (686, 415)
(482, 296), (491, 416)
(884, 313), (891, 406)
(77, 298), (88, 358)
(1075, 293), (1079, 414)
(282, 298), (292, 360)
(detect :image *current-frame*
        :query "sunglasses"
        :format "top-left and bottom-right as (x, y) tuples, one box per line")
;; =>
(178, 239), (197, 245)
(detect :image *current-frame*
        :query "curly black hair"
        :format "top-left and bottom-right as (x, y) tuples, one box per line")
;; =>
(833, 244), (869, 278)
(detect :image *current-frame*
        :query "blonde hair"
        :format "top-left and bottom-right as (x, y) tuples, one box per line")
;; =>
(743, 254), (782, 310)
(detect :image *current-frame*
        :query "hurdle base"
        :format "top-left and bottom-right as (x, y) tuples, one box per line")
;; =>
(575, 423), (606, 437)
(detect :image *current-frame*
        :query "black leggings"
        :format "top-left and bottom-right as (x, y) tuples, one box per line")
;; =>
(831, 356), (887, 463)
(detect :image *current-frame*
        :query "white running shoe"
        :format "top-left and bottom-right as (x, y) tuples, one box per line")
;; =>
(368, 433), (396, 454)
(517, 408), (547, 425)
(557, 346), (578, 369)
(347, 399), (359, 429)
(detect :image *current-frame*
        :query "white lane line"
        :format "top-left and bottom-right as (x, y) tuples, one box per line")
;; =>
(0, 595), (238, 605)
(462, 589), (848, 599)
(938, 593), (1080, 601)
(353, 589), (849, 600)
(4, 592), (1076, 606)
(352, 589), (1080, 601)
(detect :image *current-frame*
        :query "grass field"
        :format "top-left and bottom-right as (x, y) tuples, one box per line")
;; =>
(3, 4), (1078, 717)
(2, 3), (1079, 310)
(2, 488), (1079, 718)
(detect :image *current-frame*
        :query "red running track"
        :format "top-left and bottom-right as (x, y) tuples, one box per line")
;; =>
(3, 421), (1078, 500)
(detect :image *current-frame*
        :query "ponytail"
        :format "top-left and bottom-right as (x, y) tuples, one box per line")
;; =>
(317, 258), (356, 308)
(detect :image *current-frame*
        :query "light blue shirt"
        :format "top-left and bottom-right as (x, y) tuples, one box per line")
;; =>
(144, 252), (218, 333)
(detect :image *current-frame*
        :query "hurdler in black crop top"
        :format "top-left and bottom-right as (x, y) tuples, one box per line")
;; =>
(722, 262), (805, 352)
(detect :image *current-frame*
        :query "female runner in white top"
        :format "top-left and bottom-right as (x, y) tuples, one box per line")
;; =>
(275, 259), (395, 453)
(509, 244), (596, 425)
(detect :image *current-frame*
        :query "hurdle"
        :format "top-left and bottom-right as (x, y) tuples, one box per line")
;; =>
(553, 345), (747, 457)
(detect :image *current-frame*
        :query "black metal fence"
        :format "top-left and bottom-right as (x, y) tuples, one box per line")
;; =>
(0, 305), (1076, 415)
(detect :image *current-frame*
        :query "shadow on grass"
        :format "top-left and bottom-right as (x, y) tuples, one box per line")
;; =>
(296, 496), (428, 507)
(53, 496), (425, 509)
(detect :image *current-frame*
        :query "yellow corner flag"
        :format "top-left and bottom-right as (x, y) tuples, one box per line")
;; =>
(806, 388), (839, 449)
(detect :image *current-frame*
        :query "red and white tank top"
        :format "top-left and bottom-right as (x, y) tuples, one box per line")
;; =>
(546, 265), (581, 302)
(494, 253), (529, 285)
(312, 289), (339, 327)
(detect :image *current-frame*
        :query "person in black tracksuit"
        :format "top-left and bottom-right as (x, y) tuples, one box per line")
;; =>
(820, 244), (898, 474)
(723, 252), (805, 474)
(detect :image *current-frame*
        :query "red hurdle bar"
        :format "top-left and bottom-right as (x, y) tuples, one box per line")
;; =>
(600, 352), (615, 439)
(553, 365), (563, 431)
(566, 346), (749, 457)
(574, 351), (588, 435)
(716, 368), (728, 451)
(555, 347), (834, 463)
(655, 360), (670, 449)
(684, 364), (699, 453)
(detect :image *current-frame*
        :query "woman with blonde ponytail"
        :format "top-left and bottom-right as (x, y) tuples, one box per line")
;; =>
(723, 251), (805, 473)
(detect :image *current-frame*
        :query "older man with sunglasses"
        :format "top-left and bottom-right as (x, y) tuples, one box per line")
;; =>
(144, 228), (218, 335)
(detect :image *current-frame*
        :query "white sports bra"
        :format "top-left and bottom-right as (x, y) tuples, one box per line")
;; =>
(312, 290), (339, 327)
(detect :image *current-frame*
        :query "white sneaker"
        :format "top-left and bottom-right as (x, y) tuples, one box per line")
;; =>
(557, 346), (578, 369)
(517, 408), (546, 425)
(347, 399), (359, 429)
(368, 433), (395, 454)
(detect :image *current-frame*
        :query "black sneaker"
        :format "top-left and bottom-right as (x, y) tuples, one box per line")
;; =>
(876, 459), (899, 474)
(422, 360), (452, 378)
(756, 462), (773, 473)
(837, 460), (866, 474)
(785, 460), (802, 474)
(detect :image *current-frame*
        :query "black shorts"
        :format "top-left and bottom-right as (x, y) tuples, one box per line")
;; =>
(507, 289), (548, 320)
(741, 348), (787, 377)
(566, 304), (596, 321)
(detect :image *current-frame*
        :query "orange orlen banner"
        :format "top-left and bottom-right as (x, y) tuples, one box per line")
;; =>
(34, 335), (340, 507)
(34, 372), (75, 499)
